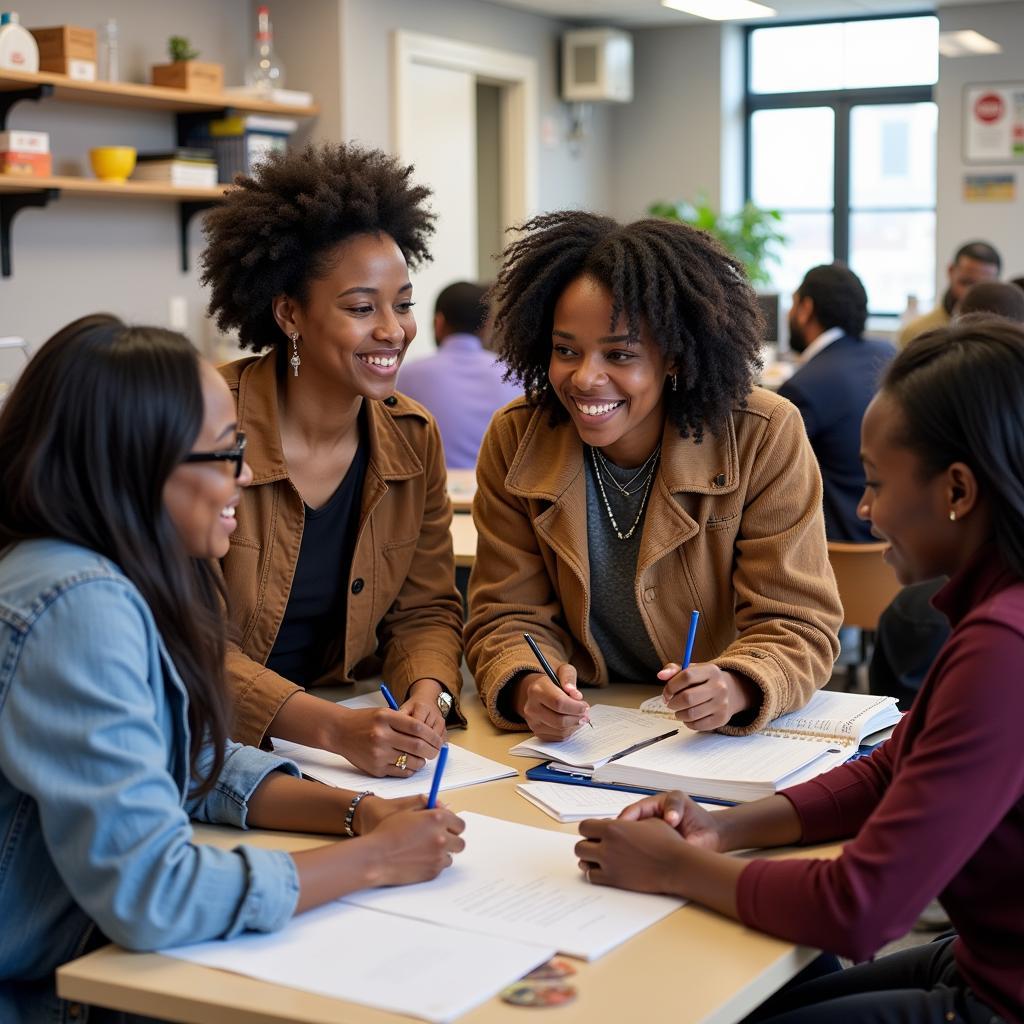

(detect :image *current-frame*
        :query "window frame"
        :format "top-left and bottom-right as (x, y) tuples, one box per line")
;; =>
(744, 13), (935, 298)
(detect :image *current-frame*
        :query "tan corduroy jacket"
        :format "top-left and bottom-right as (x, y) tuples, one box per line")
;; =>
(465, 389), (842, 733)
(219, 353), (464, 746)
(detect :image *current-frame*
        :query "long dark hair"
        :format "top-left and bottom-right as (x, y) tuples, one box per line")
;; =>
(883, 317), (1024, 579)
(490, 212), (764, 443)
(0, 315), (230, 795)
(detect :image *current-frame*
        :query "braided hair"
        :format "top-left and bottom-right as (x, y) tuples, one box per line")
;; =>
(202, 142), (434, 353)
(491, 212), (764, 441)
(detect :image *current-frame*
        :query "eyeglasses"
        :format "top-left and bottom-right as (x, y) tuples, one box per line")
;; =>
(183, 432), (247, 478)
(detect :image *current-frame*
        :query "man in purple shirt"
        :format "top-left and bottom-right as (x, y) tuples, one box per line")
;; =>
(399, 281), (521, 469)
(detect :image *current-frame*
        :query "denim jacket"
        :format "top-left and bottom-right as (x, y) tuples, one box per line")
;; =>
(0, 539), (301, 1004)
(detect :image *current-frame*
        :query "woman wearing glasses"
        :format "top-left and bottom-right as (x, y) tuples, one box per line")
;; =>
(0, 316), (464, 1020)
(201, 143), (464, 776)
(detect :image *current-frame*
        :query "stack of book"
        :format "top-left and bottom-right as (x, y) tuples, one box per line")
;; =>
(131, 149), (219, 188)
(188, 114), (298, 182)
(0, 130), (51, 177)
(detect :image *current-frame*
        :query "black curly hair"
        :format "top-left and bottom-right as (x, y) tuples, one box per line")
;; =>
(491, 212), (765, 442)
(202, 142), (435, 353)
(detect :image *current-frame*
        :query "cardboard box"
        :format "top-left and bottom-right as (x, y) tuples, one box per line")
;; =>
(0, 151), (53, 176)
(0, 130), (49, 155)
(151, 61), (224, 95)
(38, 56), (96, 81)
(29, 25), (96, 61)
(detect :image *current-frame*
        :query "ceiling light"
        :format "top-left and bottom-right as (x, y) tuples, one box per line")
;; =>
(938, 30), (1002, 57)
(660, 0), (777, 20)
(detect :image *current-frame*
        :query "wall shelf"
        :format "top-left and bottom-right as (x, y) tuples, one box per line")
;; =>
(0, 69), (317, 277)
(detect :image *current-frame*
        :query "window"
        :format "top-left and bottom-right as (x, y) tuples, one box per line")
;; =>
(746, 15), (938, 317)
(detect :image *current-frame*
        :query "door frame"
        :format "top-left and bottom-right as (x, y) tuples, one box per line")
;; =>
(392, 30), (539, 230)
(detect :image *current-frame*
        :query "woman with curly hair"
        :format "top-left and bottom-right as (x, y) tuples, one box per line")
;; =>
(201, 143), (464, 777)
(465, 212), (842, 738)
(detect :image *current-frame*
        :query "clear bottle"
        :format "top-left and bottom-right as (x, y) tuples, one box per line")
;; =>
(244, 5), (285, 97)
(98, 18), (118, 81)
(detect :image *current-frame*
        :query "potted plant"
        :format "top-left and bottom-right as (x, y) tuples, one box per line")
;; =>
(648, 195), (785, 287)
(151, 35), (224, 94)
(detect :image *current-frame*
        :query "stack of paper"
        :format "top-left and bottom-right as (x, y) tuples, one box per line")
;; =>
(509, 704), (677, 770)
(593, 729), (848, 803)
(517, 781), (723, 822)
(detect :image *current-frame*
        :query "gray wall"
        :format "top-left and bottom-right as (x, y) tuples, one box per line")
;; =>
(936, 2), (1024, 283)
(337, 0), (613, 216)
(1, 0), (253, 351)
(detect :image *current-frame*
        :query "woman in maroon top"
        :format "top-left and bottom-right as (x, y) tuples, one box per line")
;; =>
(574, 318), (1024, 1023)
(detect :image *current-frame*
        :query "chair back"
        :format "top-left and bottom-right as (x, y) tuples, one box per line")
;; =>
(827, 541), (902, 630)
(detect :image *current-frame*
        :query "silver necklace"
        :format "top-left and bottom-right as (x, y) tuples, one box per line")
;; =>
(592, 444), (662, 497)
(589, 445), (658, 541)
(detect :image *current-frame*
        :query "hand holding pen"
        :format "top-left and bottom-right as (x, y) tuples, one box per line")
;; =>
(657, 610), (758, 731)
(513, 633), (593, 742)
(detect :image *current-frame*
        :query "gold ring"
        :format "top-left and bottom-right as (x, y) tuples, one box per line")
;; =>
(394, 753), (409, 770)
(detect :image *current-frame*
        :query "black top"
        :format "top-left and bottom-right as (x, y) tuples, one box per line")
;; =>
(267, 428), (370, 686)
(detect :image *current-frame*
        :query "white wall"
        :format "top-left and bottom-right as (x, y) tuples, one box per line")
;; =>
(336, 0), (613, 225)
(1, 0), (252, 351)
(936, 2), (1024, 282)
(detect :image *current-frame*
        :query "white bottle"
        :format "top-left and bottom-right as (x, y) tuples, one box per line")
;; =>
(98, 18), (119, 82)
(0, 13), (40, 73)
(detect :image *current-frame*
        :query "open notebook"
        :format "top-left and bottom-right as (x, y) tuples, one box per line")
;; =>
(640, 689), (902, 748)
(509, 704), (678, 770)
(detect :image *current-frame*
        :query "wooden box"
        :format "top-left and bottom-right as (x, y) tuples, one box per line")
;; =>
(29, 25), (97, 61)
(151, 61), (224, 95)
(38, 56), (96, 81)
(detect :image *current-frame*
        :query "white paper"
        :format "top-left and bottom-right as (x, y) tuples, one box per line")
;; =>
(518, 782), (722, 822)
(766, 690), (901, 742)
(270, 738), (515, 799)
(342, 812), (683, 960)
(163, 902), (553, 1024)
(509, 704), (677, 769)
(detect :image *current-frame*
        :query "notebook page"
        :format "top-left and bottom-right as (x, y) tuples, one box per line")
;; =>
(766, 690), (900, 743)
(270, 739), (515, 798)
(601, 729), (837, 785)
(509, 704), (677, 769)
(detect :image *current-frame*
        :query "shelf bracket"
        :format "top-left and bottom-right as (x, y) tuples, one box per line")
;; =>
(1, 188), (59, 277)
(0, 84), (54, 131)
(178, 201), (217, 274)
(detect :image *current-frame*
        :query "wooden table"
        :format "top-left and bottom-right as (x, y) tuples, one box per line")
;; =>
(447, 469), (477, 513)
(450, 512), (478, 568)
(58, 683), (836, 1024)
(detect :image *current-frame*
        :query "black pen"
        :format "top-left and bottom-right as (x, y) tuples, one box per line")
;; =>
(523, 632), (593, 728)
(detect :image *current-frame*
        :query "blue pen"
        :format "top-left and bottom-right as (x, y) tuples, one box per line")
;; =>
(683, 610), (700, 670)
(426, 744), (449, 809)
(379, 683), (400, 711)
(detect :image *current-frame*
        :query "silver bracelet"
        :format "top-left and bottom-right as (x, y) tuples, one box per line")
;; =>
(344, 790), (373, 837)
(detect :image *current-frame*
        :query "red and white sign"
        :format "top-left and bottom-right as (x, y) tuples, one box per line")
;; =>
(973, 92), (1005, 124)
(965, 83), (1024, 162)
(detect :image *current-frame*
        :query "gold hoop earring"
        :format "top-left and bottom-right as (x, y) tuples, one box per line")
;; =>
(289, 332), (301, 377)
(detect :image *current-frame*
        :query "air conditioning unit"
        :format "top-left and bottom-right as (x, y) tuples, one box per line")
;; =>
(561, 29), (633, 103)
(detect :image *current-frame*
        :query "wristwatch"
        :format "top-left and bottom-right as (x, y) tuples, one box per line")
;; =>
(436, 689), (453, 719)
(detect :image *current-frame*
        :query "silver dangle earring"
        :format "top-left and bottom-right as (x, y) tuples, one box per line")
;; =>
(289, 331), (301, 377)
(671, 373), (678, 392)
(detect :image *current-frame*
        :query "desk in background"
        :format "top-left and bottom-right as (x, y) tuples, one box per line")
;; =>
(58, 682), (837, 1024)
(447, 468), (477, 513)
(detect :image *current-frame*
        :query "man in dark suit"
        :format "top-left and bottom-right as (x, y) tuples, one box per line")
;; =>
(779, 264), (896, 542)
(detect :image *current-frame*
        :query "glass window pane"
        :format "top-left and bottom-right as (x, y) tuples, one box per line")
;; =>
(842, 18), (938, 89)
(750, 24), (842, 95)
(751, 107), (834, 210)
(750, 17), (938, 95)
(850, 211), (936, 316)
(850, 103), (937, 208)
(768, 212), (834, 301)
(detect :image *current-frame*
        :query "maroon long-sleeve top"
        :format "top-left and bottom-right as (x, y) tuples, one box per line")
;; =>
(737, 545), (1024, 1023)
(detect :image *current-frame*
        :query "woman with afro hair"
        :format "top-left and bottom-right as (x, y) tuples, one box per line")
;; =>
(465, 212), (843, 738)
(202, 143), (463, 777)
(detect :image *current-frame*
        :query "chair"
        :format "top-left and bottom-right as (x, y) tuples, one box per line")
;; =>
(827, 541), (903, 689)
